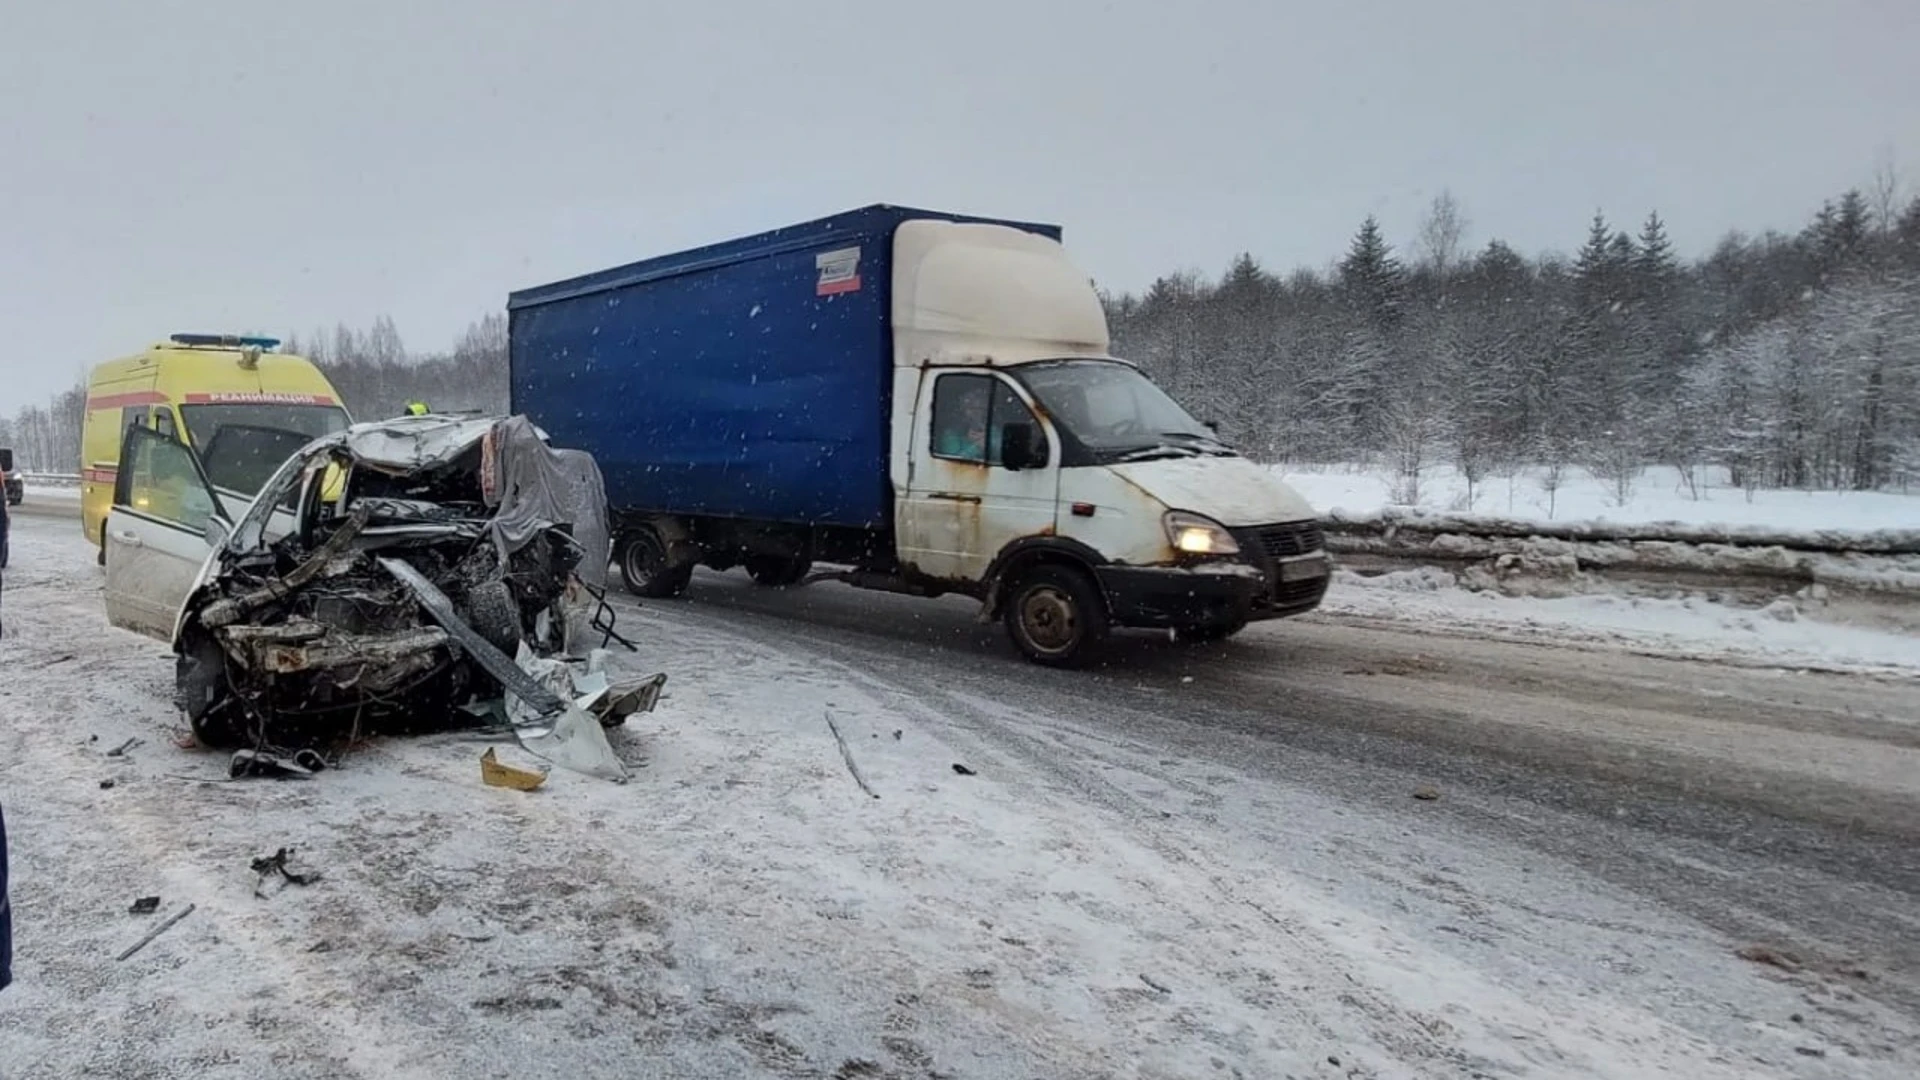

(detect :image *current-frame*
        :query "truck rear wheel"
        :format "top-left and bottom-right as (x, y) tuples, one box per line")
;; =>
(745, 555), (811, 588)
(620, 530), (692, 599)
(1003, 564), (1109, 669)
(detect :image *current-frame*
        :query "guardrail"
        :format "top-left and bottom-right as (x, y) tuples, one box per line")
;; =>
(20, 473), (83, 488)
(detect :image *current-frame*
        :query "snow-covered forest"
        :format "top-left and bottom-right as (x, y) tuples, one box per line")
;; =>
(5, 181), (1918, 498)
(1108, 180), (1920, 498)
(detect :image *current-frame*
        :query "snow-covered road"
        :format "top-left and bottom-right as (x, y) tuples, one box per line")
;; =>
(2, 510), (1918, 1078)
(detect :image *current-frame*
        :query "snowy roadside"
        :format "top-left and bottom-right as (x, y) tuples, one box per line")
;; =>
(1317, 567), (1920, 678)
(3, 516), (1917, 1078)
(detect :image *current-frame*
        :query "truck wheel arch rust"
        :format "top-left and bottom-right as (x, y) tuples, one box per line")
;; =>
(981, 534), (1109, 619)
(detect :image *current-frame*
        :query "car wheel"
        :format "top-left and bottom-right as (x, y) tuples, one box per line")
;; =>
(463, 580), (524, 655)
(744, 555), (811, 588)
(619, 529), (692, 599)
(1003, 564), (1109, 668)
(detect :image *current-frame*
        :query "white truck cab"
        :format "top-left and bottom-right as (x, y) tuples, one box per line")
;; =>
(886, 220), (1328, 663)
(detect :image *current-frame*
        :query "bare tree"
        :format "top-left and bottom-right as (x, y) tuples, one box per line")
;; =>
(1869, 147), (1903, 238)
(1416, 190), (1470, 275)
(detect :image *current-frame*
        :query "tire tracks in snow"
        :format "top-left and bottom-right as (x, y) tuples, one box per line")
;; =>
(632, 587), (1915, 1078)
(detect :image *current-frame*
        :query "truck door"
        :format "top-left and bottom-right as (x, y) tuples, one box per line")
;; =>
(103, 426), (229, 642)
(898, 370), (1059, 584)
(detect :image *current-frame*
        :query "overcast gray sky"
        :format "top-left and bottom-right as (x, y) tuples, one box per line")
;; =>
(3, 0), (1915, 406)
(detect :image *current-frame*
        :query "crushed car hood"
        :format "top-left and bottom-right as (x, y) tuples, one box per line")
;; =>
(342, 415), (503, 473)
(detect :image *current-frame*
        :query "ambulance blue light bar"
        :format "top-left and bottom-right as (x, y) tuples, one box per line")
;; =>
(170, 333), (281, 349)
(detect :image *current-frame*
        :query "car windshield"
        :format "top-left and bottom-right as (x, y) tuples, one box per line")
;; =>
(1012, 360), (1227, 459)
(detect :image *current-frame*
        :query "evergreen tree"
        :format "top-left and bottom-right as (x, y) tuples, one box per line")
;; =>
(1338, 215), (1406, 329)
(1633, 211), (1677, 300)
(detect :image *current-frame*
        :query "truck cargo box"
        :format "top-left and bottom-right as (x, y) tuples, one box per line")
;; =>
(508, 205), (1061, 528)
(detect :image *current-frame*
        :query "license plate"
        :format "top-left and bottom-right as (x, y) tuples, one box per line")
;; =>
(1278, 555), (1330, 582)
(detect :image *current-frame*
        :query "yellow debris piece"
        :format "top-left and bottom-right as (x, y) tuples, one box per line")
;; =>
(481, 746), (548, 791)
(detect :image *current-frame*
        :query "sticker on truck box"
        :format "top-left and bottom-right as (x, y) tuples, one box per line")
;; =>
(816, 247), (862, 296)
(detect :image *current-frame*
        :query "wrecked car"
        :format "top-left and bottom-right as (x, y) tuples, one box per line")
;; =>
(102, 413), (653, 778)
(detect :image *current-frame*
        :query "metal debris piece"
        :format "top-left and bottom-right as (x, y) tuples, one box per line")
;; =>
(117, 904), (195, 961)
(129, 896), (161, 915)
(377, 557), (565, 716)
(825, 710), (879, 800)
(251, 848), (323, 898)
(106, 737), (142, 758)
(506, 644), (631, 782)
(230, 750), (316, 780)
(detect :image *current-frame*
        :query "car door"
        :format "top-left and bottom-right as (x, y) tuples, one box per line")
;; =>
(897, 370), (1060, 584)
(103, 426), (230, 642)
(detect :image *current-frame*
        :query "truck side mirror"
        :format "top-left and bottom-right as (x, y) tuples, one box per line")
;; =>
(1000, 423), (1041, 471)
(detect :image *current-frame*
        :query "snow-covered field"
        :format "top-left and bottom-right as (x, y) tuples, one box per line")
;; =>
(1280, 462), (1920, 535)
(5, 513), (1919, 1077)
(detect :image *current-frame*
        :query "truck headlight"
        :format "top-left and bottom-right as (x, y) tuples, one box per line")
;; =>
(1164, 511), (1239, 556)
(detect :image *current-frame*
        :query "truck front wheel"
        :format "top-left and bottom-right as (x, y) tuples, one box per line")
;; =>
(1003, 564), (1109, 668)
(620, 530), (693, 599)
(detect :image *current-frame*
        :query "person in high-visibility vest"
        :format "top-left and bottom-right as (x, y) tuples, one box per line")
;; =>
(405, 401), (430, 417)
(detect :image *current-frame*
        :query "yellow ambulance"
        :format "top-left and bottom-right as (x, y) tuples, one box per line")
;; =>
(81, 334), (353, 556)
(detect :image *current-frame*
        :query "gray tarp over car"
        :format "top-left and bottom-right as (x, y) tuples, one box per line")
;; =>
(482, 416), (611, 591)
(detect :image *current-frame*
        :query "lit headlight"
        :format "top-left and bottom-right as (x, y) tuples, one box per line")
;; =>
(1164, 511), (1239, 556)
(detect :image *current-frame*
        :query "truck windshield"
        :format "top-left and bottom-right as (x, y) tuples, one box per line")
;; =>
(1013, 360), (1229, 461)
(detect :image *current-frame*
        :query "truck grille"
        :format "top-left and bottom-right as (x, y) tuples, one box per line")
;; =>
(1228, 519), (1331, 616)
(1246, 521), (1324, 559)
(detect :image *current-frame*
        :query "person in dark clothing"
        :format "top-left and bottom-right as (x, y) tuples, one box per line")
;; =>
(1, 801), (12, 991)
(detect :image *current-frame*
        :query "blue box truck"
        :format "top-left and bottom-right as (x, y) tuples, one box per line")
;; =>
(509, 205), (1329, 666)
